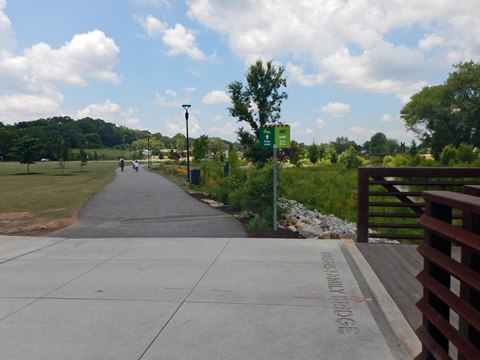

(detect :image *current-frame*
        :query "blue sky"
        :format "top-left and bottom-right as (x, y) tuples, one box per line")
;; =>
(1, 0), (479, 145)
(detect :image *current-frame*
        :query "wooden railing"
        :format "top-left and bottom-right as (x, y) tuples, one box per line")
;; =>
(357, 167), (480, 243)
(415, 189), (480, 359)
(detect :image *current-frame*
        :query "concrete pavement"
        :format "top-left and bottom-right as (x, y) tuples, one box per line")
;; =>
(51, 165), (247, 238)
(0, 235), (420, 359)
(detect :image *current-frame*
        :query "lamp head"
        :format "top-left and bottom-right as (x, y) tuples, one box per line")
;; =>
(182, 104), (191, 111)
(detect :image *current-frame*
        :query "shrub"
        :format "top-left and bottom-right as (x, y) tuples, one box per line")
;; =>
(338, 145), (363, 169)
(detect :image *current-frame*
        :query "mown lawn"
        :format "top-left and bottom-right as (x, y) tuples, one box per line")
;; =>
(0, 161), (118, 235)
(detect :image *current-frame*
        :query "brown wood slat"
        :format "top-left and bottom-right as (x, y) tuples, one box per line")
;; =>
(361, 167), (480, 178)
(417, 299), (480, 359)
(419, 214), (480, 253)
(463, 185), (480, 196)
(369, 191), (423, 197)
(370, 233), (424, 240)
(415, 325), (451, 360)
(417, 270), (480, 333)
(368, 222), (422, 229)
(395, 244), (423, 271)
(370, 180), (477, 186)
(369, 201), (424, 207)
(423, 191), (480, 215)
(368, 212), (421, 218)
(357, 243), (422, 329)
(417, 243), (480, 293)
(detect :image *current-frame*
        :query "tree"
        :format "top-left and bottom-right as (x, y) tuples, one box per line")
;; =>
(228, 59), (288, 138)
(208, 137), (228, 154)
(12, 135), (42, 173)
(279, 140), (305, 167)
(79, 145), (88, 172)
(338, 145), (363, 169)
(192, 135), (210, 161)
(401, 61), (480, 158)
(0, 125), (15, 160)
(307, 143), (320, 164)
(408, 140), (418, 157)
(331, 137), (357, 155)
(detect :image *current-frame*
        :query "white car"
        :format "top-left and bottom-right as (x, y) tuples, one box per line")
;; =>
(40, 158), (50, 162)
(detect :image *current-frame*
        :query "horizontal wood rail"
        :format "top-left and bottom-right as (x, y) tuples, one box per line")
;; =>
(415, 190), (480, 360)
(357, 167), (480, 243)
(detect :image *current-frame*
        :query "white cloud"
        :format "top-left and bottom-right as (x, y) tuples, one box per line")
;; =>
(164, 115), (201, 136)
(316, 118), (325, 128)
(187, 0), (480, 98)
(75, 101), (143, 128)
(163, 23), (205, 60)
(155, 90), (185, 107)
(0, 91), (63, 124)
(208, 121), (238, 137)
(184, 87), (196, 94)
(286, 62), (325, 86)
(212, 114), (222, 124)
(123, 107), (142, 129)
(0, 28), (121, 123)
(0, 0), (14, 53)
(319, 102), (351, 117)
(76, 100), (121, 122)
(379, 114), (393, 122)
(202, 90), (229, 104)
(136, 15), (205, 60)
(135, 15), (167, 38)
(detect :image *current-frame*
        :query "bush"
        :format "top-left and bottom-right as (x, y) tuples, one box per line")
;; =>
(439, 144), (458, 165)
(229, 165), (273, 214)
(338, 146), (363, 169)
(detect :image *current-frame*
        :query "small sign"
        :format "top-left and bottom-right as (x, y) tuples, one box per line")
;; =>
(260, 127), (274, 148)
(259, 125), (291, 148)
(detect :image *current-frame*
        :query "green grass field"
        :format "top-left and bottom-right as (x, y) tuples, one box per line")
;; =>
(0, 161), (118, 235)
(279, 164), (358, 222)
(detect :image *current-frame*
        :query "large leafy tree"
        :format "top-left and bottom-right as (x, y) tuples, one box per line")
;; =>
(227, 59), (288, 165)
(401, 61), (480, 158)
(228, 59), (288, 138)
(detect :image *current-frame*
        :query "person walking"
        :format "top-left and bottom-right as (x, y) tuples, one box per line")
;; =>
(119, 158), (125, 171)
(133, 160), (139, 172)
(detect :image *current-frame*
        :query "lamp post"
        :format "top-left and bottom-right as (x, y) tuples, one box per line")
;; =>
(182, 104), (191, 182)
(147, 137), (151, 168)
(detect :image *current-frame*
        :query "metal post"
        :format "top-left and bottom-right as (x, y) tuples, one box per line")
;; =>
(182, 105), (191, 182)
(273, 144), (277, 231)
(147, 137), (150, 168)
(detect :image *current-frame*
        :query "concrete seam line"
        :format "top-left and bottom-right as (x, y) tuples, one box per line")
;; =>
(340, 239), (421, 358)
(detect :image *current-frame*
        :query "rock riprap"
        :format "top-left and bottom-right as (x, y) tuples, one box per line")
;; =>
(278, 198), (357, 239)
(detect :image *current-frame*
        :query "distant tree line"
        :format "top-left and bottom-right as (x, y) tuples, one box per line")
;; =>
(0, 116), (231, 162)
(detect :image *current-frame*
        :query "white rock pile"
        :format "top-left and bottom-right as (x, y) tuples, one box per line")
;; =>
(278, 198), (357, 240)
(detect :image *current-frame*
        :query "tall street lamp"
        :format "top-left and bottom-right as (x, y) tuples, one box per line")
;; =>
(182, 104), (191, 182)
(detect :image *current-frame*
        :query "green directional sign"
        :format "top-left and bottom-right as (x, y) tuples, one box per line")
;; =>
(260, 127), (274, 148)
(275, 126), (291, 148)
(259, 125), (291, 149)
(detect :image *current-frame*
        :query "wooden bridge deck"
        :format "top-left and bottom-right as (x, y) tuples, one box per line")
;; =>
(357, 243), (423, 330)
(357, 243), (461, 332)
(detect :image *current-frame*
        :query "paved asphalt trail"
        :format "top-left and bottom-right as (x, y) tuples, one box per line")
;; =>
(51, 165), (247, 238)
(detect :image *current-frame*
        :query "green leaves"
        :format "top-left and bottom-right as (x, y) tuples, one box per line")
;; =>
(401, 61), (480, 158)
(227, 59), (288, 139)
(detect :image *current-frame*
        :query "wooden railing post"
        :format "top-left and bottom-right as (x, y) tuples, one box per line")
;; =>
(423, 199), (452, 358)
(460, 186), (480, 357)
(357, 167), (369, 242)
(417, 191), (480, 359)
